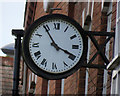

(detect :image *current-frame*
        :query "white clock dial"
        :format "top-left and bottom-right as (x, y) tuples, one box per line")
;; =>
(29, 19), (83, 73)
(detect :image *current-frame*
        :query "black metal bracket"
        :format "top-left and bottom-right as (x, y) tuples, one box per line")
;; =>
(49, 8), (62, 14)
(82, 30), (115, 69)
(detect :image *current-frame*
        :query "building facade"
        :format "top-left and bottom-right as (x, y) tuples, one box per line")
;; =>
(22, 0), (120, 95)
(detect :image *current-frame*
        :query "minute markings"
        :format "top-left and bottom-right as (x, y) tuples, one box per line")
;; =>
(63, 61), (68, 67)
(35, 34), (42, 37)
(64, 26), (68, 32)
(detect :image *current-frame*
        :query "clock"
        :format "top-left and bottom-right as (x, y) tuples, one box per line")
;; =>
(22, 14), (87, 80)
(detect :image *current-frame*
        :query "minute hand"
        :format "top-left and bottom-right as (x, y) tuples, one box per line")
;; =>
(43, 25), (59, 51)
(58, 46), (73, 56)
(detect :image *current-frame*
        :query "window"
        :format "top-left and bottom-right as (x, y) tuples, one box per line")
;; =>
(111, 74), (117, 94)
(114, 0), (120, 56)
(117, 72), (120, 94)
(103, 2), (112, 94)
(111, 1), (120, 95)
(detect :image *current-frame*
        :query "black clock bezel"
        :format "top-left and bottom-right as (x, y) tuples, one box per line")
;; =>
(22, 14), (88, 80)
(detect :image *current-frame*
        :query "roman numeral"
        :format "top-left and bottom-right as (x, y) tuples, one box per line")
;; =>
(70, 35), (77, 40)
(64, 26), (68, 32)
(72, 45), (79, 49)
(63, 61), (68, 67)
(32, 43), (39, 47)
(52, 63), (57, 69)
(34, 51), (41, 60)
(68, 54), (76, 61)
(43, 24), (50, 32)
(54, 23), (60, 30)
(41, 58), (47, 67)
(35, 34), (42, 37)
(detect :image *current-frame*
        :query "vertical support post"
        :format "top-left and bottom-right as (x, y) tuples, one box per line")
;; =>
(12, 36), (21, 95)
(12, 29), (24, 96)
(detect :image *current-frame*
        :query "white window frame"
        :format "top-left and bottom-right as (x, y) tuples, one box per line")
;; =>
(28, 73), (32, 92)
(87, 0), (90, 16)
(91, 0), (94, 20)
(47, 80), (50, 96)
(82, 8), (85, 28)
(85, 21), (92, 95)
(111, 74), (117, 94)
(107, 0), (120, 95)
(107, 1), (120, 69)
(61, 79), (64, 95)
(114, 0), (120, 57)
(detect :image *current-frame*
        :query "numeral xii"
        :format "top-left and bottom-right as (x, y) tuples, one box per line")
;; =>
(54, 23), (60, 30)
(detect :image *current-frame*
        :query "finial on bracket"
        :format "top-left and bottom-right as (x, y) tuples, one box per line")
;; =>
(49, 8), (62, 14)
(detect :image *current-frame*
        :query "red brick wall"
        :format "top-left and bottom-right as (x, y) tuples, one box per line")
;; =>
(0, 56), (22, 94)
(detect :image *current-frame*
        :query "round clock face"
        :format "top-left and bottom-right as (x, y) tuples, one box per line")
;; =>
(22, 14), (87, 79)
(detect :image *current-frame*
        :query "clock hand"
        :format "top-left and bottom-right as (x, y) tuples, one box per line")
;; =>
(51, 42), (59, 51)
(55, 45), (73, 56)
(43, 25), (59, 51)
(60, 48), (72, 55)
(43, 25), (74, 55)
